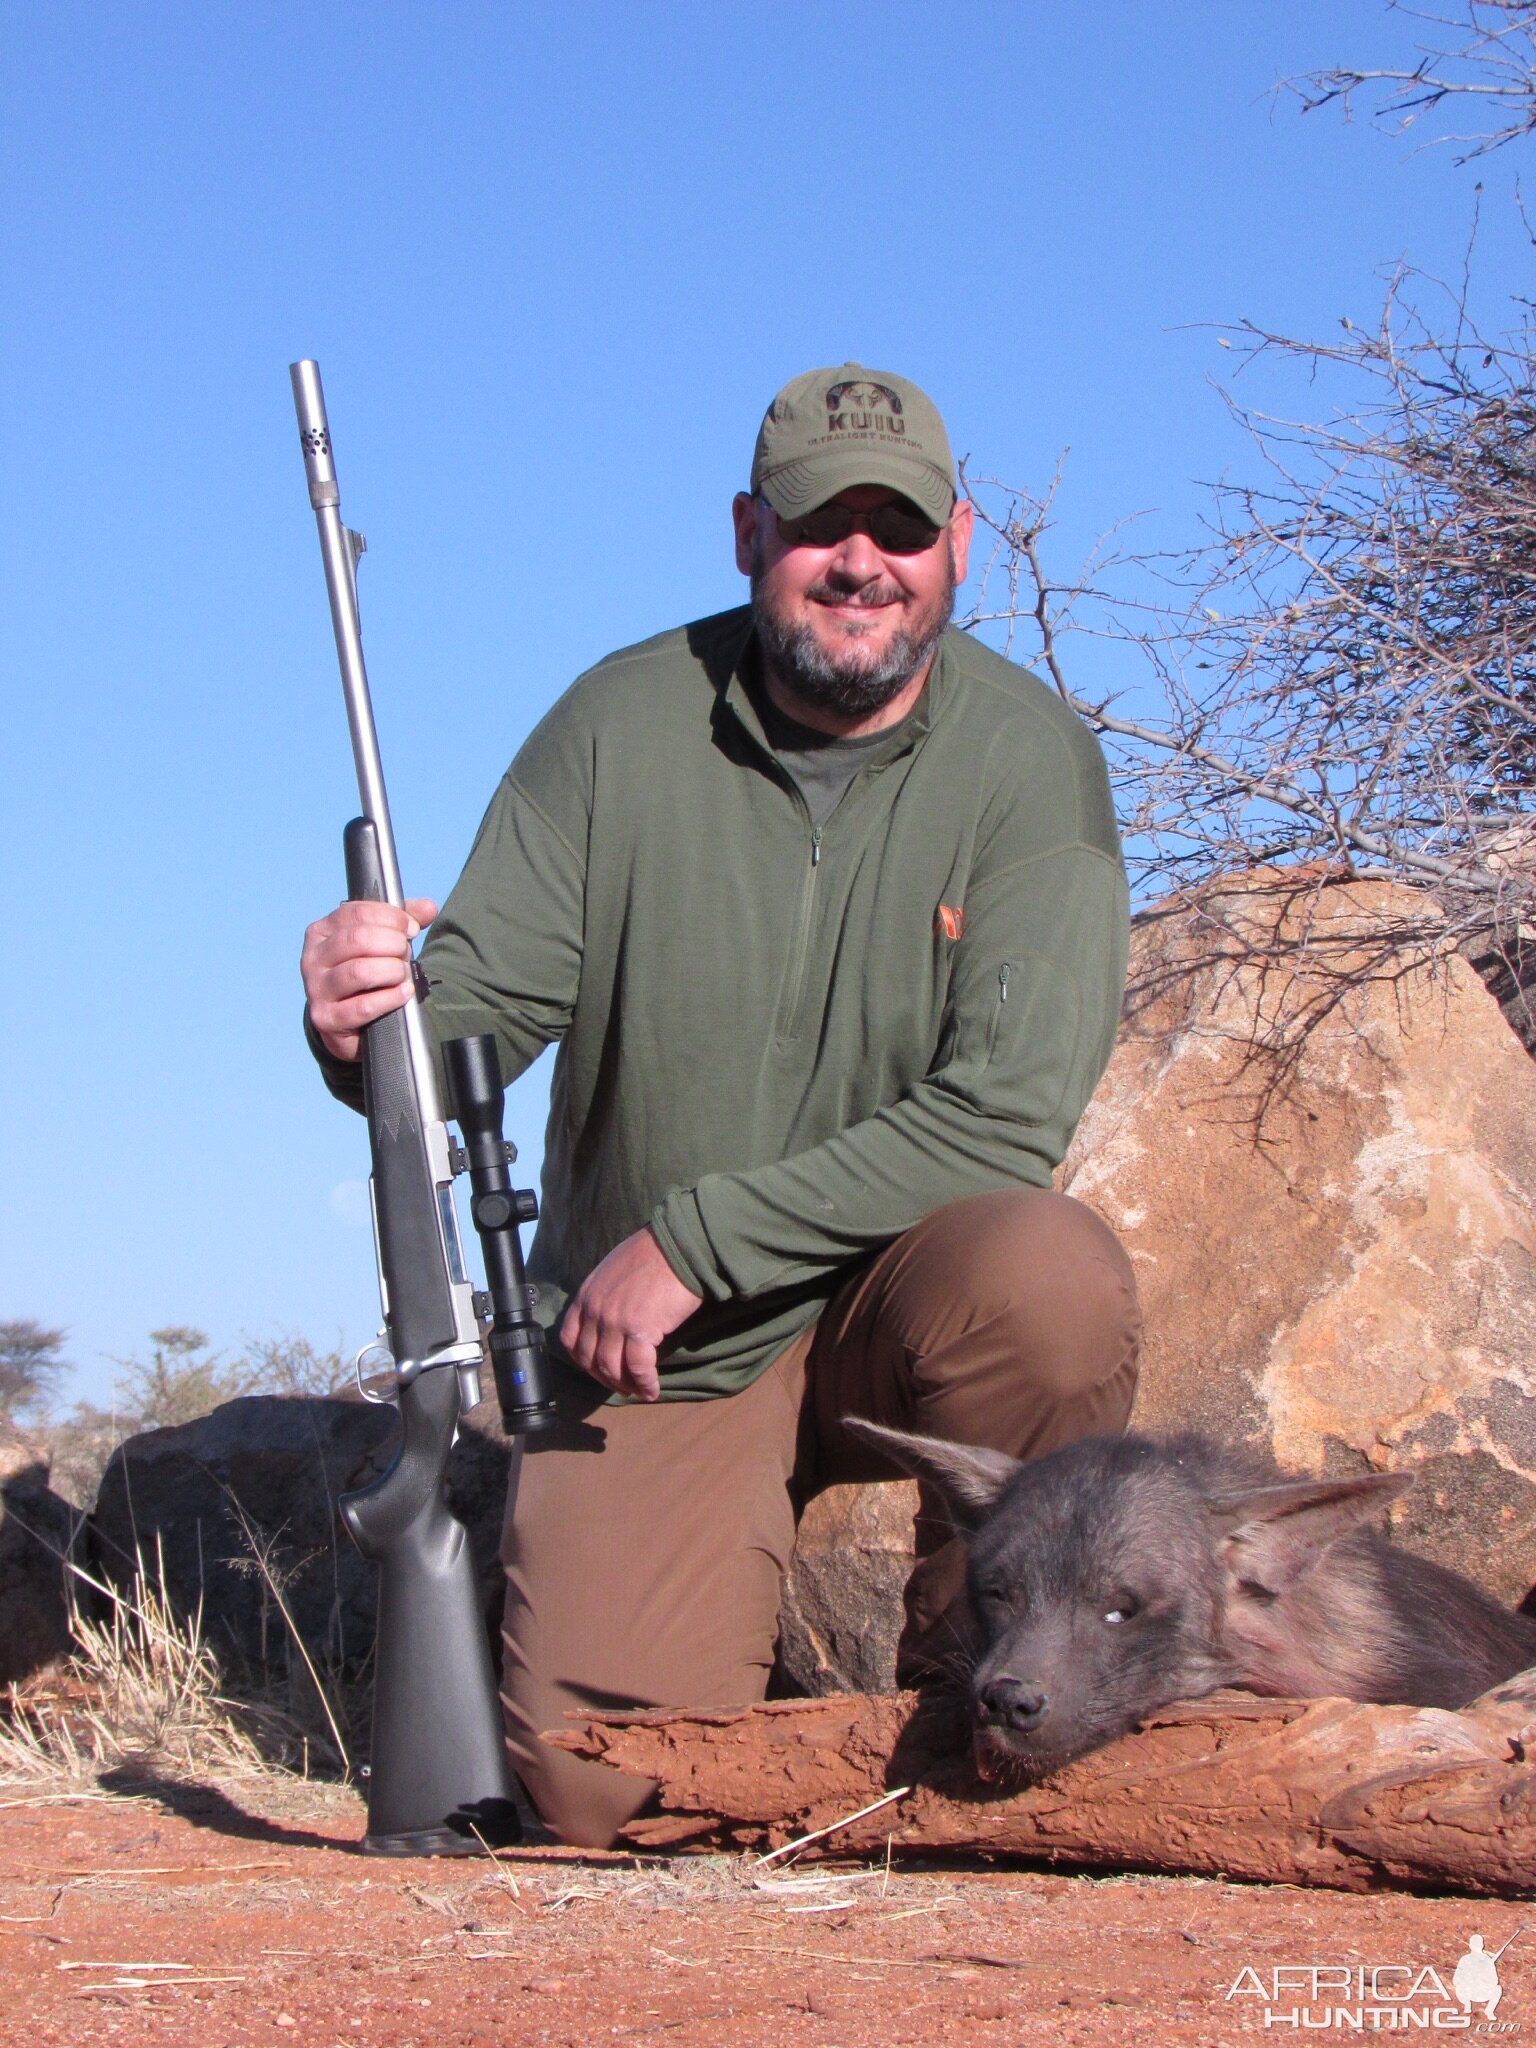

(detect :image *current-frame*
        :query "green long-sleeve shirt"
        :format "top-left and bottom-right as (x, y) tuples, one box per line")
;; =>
(312, 605), (1128, 1397)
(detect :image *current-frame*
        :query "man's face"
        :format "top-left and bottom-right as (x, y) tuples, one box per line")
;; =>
(733, 484), (974, 719)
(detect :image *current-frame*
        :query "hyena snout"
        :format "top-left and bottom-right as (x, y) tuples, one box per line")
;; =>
(975, 1676), (1050, 1733)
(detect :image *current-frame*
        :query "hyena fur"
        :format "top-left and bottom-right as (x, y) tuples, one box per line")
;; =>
(846, 1420), (1536, 1784)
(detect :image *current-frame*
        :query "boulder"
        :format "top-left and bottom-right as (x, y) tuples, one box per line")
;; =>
(90, 1392), (515, 1676)
(774, 873), (1536, 1694)
(1062, 873), (1536, 1609)
(774, 1478), (919, 1696)
(0, 1428), (80, 1684)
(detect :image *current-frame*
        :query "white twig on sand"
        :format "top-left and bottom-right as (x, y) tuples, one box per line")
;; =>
(741, 1942), (932, 1970)
(59, 1961), (197, 1972)
(752, 1785), (913, 1869)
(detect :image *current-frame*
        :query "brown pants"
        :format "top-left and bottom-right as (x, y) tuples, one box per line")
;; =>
(498, 1187), (1141, 1847)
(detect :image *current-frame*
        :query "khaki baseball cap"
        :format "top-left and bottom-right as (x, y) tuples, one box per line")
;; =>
(750, 362), (957, 526)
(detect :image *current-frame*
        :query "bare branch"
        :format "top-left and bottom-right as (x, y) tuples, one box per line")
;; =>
(1283, 1), (1536, 163)
(963, 260), (1536, 1052)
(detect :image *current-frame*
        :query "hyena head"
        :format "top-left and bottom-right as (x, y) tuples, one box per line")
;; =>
(846, 1421), (1412, 1783)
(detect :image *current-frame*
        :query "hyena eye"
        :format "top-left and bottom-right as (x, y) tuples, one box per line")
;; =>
(1102, 1595), (1141, 1625)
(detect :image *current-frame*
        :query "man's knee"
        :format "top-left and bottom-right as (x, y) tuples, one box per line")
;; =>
(891, 1186), (1141, 1408)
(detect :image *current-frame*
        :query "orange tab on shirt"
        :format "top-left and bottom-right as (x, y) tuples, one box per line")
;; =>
(935, 903), (965, 941)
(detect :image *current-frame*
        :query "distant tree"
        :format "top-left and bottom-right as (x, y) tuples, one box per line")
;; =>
(40, 1325), (350, 1508)
(238, 1333), (349, 1399)
(43, 1403), (123, 1512)
(0, 1318), (71, 1426)
(109, 1325), (260, 1431)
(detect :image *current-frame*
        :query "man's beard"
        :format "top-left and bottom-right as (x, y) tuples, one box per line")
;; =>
(750, 543), (956, 718)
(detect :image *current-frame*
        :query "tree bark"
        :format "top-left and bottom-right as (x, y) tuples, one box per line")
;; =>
(547, 1670), (1536, 1896)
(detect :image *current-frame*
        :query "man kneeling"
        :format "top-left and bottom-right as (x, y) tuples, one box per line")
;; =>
(300, 362), (1139, 1846)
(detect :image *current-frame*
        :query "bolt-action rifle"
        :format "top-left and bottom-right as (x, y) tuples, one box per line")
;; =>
(290, 360), (558, 1856)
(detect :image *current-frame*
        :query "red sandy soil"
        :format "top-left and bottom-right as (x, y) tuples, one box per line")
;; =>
(2, 1772), (1532, 2046)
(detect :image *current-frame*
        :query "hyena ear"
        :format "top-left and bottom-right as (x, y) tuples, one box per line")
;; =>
(843, 1418), (1020, 1531)
(1207, 1471), (1415, 1593)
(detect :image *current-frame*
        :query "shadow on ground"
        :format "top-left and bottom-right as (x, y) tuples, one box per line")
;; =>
(97, 1762), (355, 1853)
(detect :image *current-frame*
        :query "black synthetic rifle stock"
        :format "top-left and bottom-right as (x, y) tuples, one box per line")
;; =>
(290, 359), (557, 1857)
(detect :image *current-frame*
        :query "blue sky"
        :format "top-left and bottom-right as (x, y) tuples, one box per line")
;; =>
(3, 2), (1524, 1403)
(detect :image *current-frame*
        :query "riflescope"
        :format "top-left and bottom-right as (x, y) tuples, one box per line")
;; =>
(444, 1033), (560, 1433)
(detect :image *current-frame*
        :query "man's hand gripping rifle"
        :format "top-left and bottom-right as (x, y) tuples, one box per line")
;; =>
(290, 360), (558, 1856)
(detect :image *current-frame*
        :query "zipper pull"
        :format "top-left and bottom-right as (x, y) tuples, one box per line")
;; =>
(811, 826), (822, 867)
(999, 962), (1012, 1003)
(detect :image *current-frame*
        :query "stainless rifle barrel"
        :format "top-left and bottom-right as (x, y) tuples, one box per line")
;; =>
(290, 357), (446, 1128)
(290, 358), (406, 908)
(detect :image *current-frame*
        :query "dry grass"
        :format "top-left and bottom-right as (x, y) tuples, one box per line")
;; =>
(0, 1539), (356, 1791)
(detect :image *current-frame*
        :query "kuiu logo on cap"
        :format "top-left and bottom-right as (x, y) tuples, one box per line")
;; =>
(825, 379), (906, 438)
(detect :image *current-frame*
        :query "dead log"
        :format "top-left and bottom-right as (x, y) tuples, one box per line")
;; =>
(547, 1669), (1536, 1896)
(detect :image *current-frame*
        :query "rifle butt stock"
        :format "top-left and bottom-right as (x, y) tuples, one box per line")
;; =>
(340, 1362), (520, 1854)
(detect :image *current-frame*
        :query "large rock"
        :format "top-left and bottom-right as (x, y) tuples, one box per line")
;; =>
(774, 1479), (918, 1696)
(90, 1393), (515, 1676)
(0, 1428), (79, 1684)
(775, 873), (1536, 1694)
(1062, 873), (1536, 1609)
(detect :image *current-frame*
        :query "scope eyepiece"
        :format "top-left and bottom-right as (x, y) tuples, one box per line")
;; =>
(487, 1321), (559, 1434)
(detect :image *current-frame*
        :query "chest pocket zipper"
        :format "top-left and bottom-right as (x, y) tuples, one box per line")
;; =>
(986, 961), (1015, 1060)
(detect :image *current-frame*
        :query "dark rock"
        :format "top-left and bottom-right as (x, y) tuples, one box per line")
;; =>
(0, 1428), (80, 1684)
(1463, 927), (1536, 1056)
(89, 1393), (516, 1677)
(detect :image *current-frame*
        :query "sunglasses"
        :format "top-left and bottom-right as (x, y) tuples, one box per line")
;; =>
(771, 500), (945, 555)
